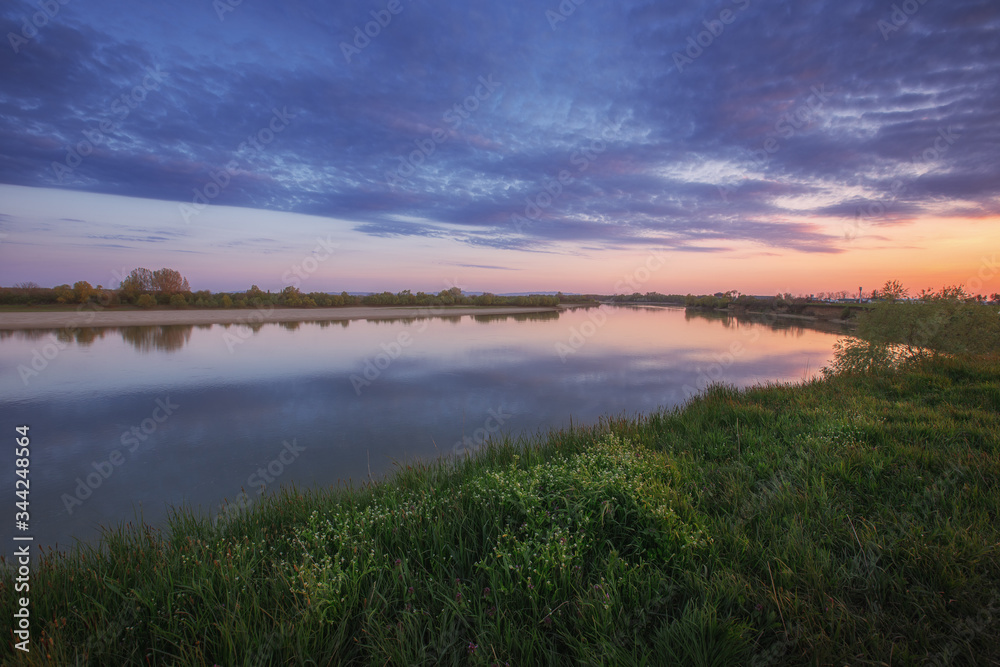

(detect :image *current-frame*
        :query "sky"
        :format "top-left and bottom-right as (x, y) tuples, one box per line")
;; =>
(0, 0), (998, 295)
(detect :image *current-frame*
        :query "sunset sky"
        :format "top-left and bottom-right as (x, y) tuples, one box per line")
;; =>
(0, 0), (997, 295)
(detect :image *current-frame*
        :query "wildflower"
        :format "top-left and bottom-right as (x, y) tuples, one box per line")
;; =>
(467, 642), (478, 655)
(483, 587), (491, 597)
(408, 587), (414, 595)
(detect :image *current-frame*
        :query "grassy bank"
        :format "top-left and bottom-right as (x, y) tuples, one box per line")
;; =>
(3, 356), (1000, 665)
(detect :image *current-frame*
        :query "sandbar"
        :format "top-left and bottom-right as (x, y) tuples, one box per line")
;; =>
(0, 305), (561, 330)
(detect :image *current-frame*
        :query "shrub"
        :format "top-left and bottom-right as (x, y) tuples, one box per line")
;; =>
(136, 294), (156, 309)
(169, 294), (187, 309)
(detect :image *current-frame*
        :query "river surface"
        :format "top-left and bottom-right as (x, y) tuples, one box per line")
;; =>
(0, 305), (848, 552)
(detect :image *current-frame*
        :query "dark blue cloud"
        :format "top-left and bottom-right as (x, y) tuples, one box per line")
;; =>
(0, 0), (997, 254)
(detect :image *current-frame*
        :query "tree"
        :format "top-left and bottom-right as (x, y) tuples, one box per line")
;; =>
(73, 281), (93, 304)
(879, 279), (908, 302)
(119, 268), (154, 301)
(935, 285), (969, 302)
(152, 268), (190, 296)
(53, 284), (73, 304)
(281, 286), (302, 307)
(13, 281), (39, 296)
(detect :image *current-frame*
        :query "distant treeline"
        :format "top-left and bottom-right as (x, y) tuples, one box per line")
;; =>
(0, 269), (596, 309)
(609, 292), (688, 305)
(611, 283), (1000, 317)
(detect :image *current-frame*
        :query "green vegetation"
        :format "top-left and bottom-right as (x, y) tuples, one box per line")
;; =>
(825, 281), (1000, 375)
(0, 274), (574, 311)
(610, 292), (688, 305)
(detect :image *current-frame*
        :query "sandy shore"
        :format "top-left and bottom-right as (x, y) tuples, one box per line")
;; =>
(0, 306), (560, 330)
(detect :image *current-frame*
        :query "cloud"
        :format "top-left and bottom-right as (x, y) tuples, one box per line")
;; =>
(0, 0), (996, 259)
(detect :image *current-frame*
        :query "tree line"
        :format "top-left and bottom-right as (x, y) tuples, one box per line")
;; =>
(0, 269), (571, 309)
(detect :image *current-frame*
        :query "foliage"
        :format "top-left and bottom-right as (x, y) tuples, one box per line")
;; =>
(152, 268), (190, 295)
(118, 268), (154, 302)
(826, 280), (1000, 376)
(135, 294), (156, 309)
(611, 292), (688, 305)
(72, 280), (94, 304)
(877, 279), (908, 302)
(684, 294), (733, 309)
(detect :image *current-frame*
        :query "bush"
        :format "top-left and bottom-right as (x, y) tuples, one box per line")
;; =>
(825, 298), (1000, 376)
(169, 294), (187, 309)
(135, 294), (156, 309)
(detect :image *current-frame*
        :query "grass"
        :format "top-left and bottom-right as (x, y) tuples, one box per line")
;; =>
(3, 354), (999, 665)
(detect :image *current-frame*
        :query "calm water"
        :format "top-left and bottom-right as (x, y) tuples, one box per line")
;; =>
(0, 305), (847, 552)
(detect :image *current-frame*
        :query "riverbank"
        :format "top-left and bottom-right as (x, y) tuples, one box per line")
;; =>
(3, 354), (998, 664)
(0, 305), (561, 330)
(685, 305), (857, 328)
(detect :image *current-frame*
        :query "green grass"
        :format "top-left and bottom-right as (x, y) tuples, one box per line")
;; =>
(3, 355), (999, 665)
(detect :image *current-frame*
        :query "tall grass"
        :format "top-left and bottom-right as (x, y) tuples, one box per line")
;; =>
(3, 354), (999, 665)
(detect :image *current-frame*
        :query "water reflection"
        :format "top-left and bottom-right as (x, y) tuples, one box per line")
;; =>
(1, 326), (196, 352)
(682, 307), (851, 335)
(471, 311), (562, 324)
(0, 305), (848, 553)
(119, 325), (195, 352)
(0, 310), (570, 353)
